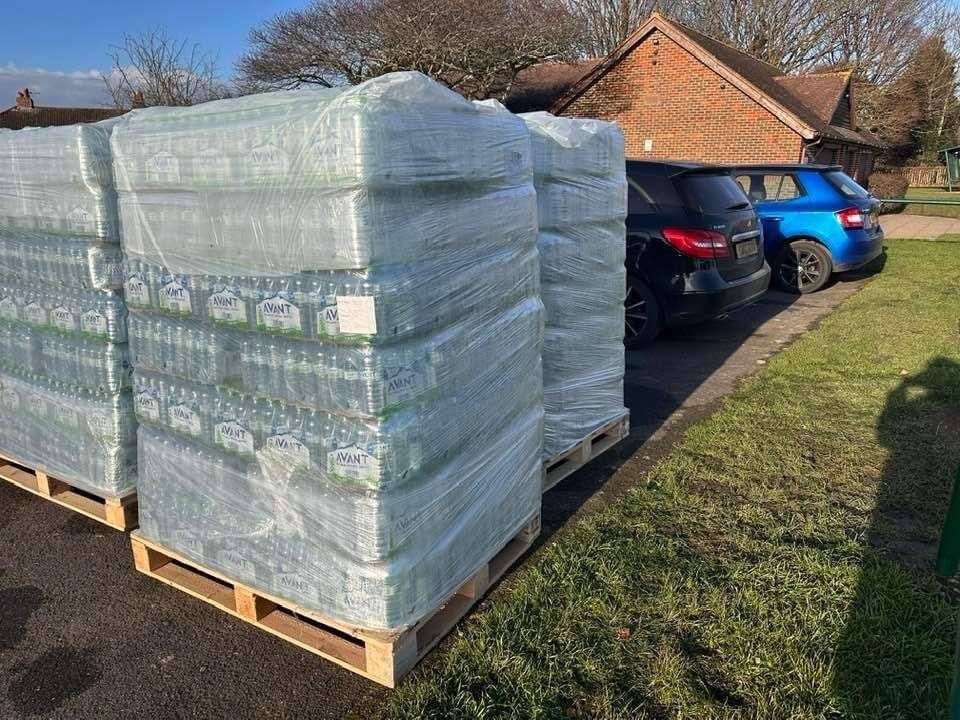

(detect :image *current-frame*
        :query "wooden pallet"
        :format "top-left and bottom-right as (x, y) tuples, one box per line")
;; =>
(543, 411), (630, 493)
(130, 510), (541, 687)
(0, 452), (138, 531)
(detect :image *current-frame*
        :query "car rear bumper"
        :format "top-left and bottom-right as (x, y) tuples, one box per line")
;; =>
(663, 262), (771, 327)
(833, 232), (884, 272)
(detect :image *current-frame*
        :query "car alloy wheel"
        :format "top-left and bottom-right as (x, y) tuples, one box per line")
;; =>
(777, 246), (826, 292)
(624, 284), (649, 341)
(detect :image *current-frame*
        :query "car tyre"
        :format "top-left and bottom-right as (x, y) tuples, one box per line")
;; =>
(774, 240), (832, 294)
(624, 276), (662, 347)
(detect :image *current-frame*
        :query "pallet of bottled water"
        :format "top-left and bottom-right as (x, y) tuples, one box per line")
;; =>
(519, 112), (628, 462)
(0, 119), (137, 503)
(113, 73), (544, 641)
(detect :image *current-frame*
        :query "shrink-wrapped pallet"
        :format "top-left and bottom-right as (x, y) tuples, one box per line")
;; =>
(519, 112), (627, 458)
(0, 120), (136, 496)
(113, 72), (543, 630)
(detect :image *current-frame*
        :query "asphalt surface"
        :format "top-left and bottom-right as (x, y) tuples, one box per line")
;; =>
(0, 275), (871, 720)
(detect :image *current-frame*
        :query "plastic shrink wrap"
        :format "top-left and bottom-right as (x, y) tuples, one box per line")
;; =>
(0, 120), (136, 496)
(113, 72), (544, 630)
(519, 111), (627, 458)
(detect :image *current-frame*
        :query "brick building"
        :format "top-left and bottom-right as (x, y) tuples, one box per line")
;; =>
(507, 13), (883, 183)
(0, 88), (125, 130)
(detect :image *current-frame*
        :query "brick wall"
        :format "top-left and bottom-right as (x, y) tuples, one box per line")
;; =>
(561, 30), (805, 164)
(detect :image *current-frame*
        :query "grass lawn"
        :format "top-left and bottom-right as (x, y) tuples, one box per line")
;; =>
(385, 239), (960, 719)
(895, 188), (960, 218)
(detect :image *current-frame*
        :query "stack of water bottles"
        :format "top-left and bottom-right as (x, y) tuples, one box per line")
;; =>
(0, 120), (137, 496)
(112, 72), (544, 630)
(520, 112), (628, 458)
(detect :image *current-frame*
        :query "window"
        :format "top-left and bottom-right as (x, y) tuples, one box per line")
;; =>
(626, 176), (655, 214)
(824, 170), (870, 199)
(675, 173), (750, 213)
(735, 173), (802, 203)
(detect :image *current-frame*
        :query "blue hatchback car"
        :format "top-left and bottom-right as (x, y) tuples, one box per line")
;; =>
(731, 165), (884, 293)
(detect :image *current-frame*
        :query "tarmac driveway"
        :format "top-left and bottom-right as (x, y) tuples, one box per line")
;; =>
(0, 274), (871, 720)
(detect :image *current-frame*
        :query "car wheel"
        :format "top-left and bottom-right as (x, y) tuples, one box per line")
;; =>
(774, 240), (832, 294)
(624, 276), (662, 348)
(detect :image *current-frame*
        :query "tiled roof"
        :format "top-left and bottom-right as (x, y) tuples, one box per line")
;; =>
(773, 72), (851, 125)
(0, 106), (125, 130)
(540, 13), (884, 148)
(504, 60), (600, 113)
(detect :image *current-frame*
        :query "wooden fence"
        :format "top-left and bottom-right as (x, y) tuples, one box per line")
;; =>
(902, 165), (948, 187)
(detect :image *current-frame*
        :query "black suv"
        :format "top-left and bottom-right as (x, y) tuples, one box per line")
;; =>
(625, 160), (771, 345)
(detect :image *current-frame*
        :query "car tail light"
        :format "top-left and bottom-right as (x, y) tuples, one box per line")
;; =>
(836, 207), (865, 229)
(662, 227), (730, 259)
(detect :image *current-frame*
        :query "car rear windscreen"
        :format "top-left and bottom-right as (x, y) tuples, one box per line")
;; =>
(824, 170), (870, 199)
(676, 173), (751, 213)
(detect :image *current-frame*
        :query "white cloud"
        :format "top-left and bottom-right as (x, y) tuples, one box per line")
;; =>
(0, 64), (113, 108)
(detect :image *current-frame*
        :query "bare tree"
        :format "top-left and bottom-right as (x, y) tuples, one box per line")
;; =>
(103, 28), (231, 108)
(238, 0), (583, 100)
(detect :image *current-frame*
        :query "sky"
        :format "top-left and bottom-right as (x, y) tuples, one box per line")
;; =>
(0, 0), (300, 107)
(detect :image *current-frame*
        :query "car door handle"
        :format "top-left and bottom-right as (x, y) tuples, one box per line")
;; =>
(766, 216), (783, 222)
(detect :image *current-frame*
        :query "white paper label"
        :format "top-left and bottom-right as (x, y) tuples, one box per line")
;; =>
(208, 289), (247, 324)
(81, 310), (107, 336)
(161, 279), (191, 314)
(0, 297), (17, 320)
(125, 275), (149, 306)
(135, 391), (160, 421)
(265, 433), (311, 469)
(215, 420), (255, 455)
(336, 296), (377, 335)
(256, 295), (301, 333)
(169, 404), (202, 436)
(55, 405), (78, 428)
(328, 444), (380, 481)
(24, 302), (47, 326)
(51, 306), (76, 332)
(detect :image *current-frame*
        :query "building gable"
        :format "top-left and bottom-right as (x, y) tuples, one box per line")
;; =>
(559, 28), (805, 164)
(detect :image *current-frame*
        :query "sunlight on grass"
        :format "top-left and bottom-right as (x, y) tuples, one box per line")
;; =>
(386, 240), (960, 720)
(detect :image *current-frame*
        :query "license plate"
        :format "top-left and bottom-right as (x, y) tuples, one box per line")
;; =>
(735, 239), (758, 258)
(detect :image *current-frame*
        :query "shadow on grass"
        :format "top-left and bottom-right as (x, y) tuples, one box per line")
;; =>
(834, 357), (960, 715)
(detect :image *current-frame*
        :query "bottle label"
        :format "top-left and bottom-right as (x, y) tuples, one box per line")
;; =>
(24, 302), (47, 326)
(265, 433), (311, 469)
(55, 405), (79, 428)
(1, 387), (20, 410)
(28, 395), (46, 418)
(146, 151), (181, 184)
(160, 278), (191, 314)
(135, 391), (160, 421)
(208, 288), (247, 325)
(66, 206), (93, 232)
(81, 310), (107, 336)
(384, 366), (423, 405)
(215, 420), (255, 455)
(51, 306), (77, 332)
(335, 296), (377, 335)
(0, 296), (18, 321)
(328, 443), (380, 482)
(317, 300), (340, 336)
(169, 403), (202, 436)
(125, 274), (149, 307)
(249, 142), (289, 176)
(256, 294), (301, 334)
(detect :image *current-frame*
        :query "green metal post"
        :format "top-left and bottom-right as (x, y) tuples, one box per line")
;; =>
(937, 467), (960, 578)
(938, 467), (960, 718)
